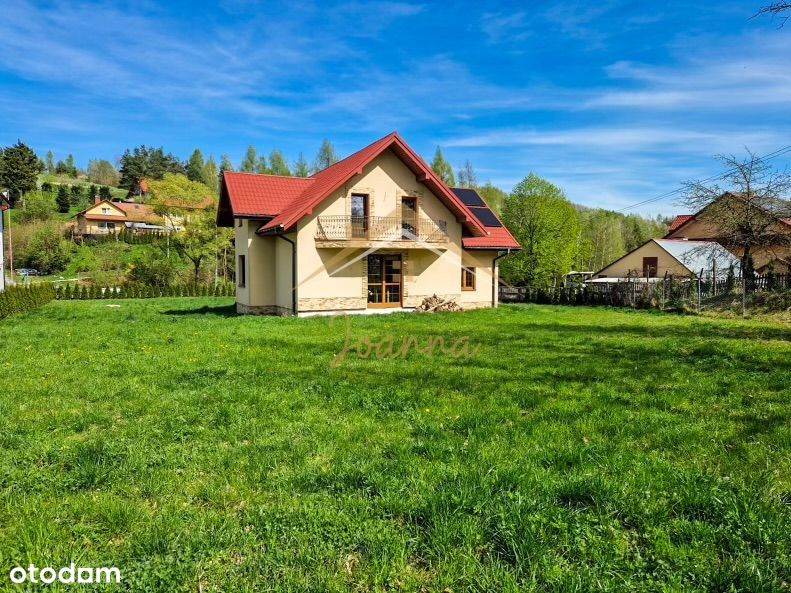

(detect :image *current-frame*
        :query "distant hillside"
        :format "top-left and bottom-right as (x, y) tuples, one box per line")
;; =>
(37, 173), (128, 201)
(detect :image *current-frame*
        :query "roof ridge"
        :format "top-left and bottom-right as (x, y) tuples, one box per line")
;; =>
(310, 132), (398, 179)
(224, 170), (314, 181)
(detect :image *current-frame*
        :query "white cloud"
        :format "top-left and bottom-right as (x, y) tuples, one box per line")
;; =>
(585, 33), (791, 110)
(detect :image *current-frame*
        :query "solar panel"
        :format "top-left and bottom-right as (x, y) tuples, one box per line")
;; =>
(469, 206), (502, 227)
(452, 188), (486, 207)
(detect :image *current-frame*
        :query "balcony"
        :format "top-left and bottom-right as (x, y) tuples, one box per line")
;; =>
(315, 215), (449, 248)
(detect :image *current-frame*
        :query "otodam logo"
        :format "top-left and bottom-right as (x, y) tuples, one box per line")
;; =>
(9, 564), (121, 585)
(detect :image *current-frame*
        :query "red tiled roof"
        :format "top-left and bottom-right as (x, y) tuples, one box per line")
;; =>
(223, 172), (314, 217)
(219, 132), (489, 238)
(115, 202), (154, 218)
(462, 226), (520, 250)
(669, 214), (695, 232)
(77, 200), (161, 223)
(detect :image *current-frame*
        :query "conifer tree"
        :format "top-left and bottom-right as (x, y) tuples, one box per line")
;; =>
(56, 185), (70, 213)
(45, 150), (56, 175)
(312, 139), (338, 173)
(202, 155), (219, 193)
(269, 149), (291, 176)
(240, 145), (257, 172)
(186, 149), (205, 183)
(293, 153), (309, 177)
(430, 147), (456, 187)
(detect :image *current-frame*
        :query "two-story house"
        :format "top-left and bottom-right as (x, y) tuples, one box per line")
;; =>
(216, 132), (519, 316)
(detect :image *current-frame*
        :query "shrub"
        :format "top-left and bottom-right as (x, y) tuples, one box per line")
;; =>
(18, 191), (56, 223)
(0, 283), (56, 320)
(16, 222), (73, 275)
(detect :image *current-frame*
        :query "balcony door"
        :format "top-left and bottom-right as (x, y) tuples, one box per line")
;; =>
(367, 254), (402, 308)
(351, 194), (369, 238)
(401, 197), (417, 239)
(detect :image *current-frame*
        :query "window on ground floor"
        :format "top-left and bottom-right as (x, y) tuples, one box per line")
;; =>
(238, 255), (246, 287)
(462, 266), (476, 290)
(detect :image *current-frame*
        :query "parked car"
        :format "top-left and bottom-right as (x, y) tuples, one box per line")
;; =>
(16, 268), (39, 276)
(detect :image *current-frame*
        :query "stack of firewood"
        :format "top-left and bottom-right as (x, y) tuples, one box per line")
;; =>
(417, 294), (462, 312)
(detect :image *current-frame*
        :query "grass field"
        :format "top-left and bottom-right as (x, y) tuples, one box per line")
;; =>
(0, 299), (789, 592)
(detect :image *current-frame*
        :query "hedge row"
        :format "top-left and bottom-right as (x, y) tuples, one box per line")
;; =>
(0, 283), (57, 320)
(55, 283), (235, 300)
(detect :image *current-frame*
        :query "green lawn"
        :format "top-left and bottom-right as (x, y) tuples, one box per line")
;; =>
(1, 299), (789, 592)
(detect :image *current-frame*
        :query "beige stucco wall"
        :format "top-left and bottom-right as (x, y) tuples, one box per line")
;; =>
(459, 250), (498, 307)
(597, 241), (691, 278)
(274, 232), (296, 311)
(295, 149), (470, 312)
(78, 219), (120, 234)
(78, 202), (126, 234)
(235, 219), (275, 306)
(85, 202), (125, 217)
(666, 218), (719, 240)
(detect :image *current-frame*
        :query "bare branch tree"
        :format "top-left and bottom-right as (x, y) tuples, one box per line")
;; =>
(755, 2), (791, 27)
(681, 150), (791, 279)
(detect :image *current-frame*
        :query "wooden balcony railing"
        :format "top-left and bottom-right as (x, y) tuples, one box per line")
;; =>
(315, 216), (449, 243)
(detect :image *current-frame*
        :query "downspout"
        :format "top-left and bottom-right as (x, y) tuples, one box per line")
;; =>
(276, 234), (297, 316)
(492, 249), (512, 308)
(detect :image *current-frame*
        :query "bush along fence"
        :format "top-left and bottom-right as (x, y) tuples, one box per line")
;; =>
(76, 228), (167, 245)
(0, 283), (57, 320)
(500, 272), (791, 312)
(55, 283), (235, 300)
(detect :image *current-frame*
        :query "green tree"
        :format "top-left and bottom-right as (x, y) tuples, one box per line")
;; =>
(575, 208), (626, 273)
(98, 186), (112, 200)
(500, 174), (581, 288)
(86, 159), (119, 186)
(41, 181), (53, 193)
(293, 153), (309, 177)
(457, 160), (477, 188)
(269, 149), (290, 176)
(64, 154), (78, 178)
(56, 185), (70, 213)
(477, 183), (508, 215)
(202, 155), (219, 193)
(186, 149), (205, 183)
(45, 150), (56, 175)
(255, 154), (270, 174)
(430, 147), (456, 186)
(18, 191), (56, 223)
(241, 145), (257, 173)
(173, 208), (226, 284)
(220, 154), (234, 174)
(0, 141), (42, 205)
(18, 222), (72, 274)
(148, 174), (212, 216)
(313, 139), (338, 173)
(69, 184), (84, 206)
(87, 184), (98, 203)
(147, 173), (214, 260)
(119, 146), (185, 194)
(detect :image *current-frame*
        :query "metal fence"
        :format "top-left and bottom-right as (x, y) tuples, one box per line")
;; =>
(500, 272), (791, 311)
(315, 215), (449, 243)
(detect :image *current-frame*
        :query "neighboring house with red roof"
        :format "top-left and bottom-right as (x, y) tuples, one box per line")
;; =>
(75, 199), (165, 236)
(664, 193), (791, 273)
(217, 132), (520, 316)
(76, 195), (216, 236)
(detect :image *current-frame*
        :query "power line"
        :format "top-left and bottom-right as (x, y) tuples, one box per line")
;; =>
(616, 145), (791, 213)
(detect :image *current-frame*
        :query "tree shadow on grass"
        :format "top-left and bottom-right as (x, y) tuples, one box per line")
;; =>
(162, 304), (238, 317)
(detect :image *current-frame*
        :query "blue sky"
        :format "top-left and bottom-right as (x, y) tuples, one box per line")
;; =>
(1, 0), (789, 216)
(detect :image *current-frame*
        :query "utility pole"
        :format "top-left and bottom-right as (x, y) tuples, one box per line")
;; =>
(0, 193), (7, 291)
